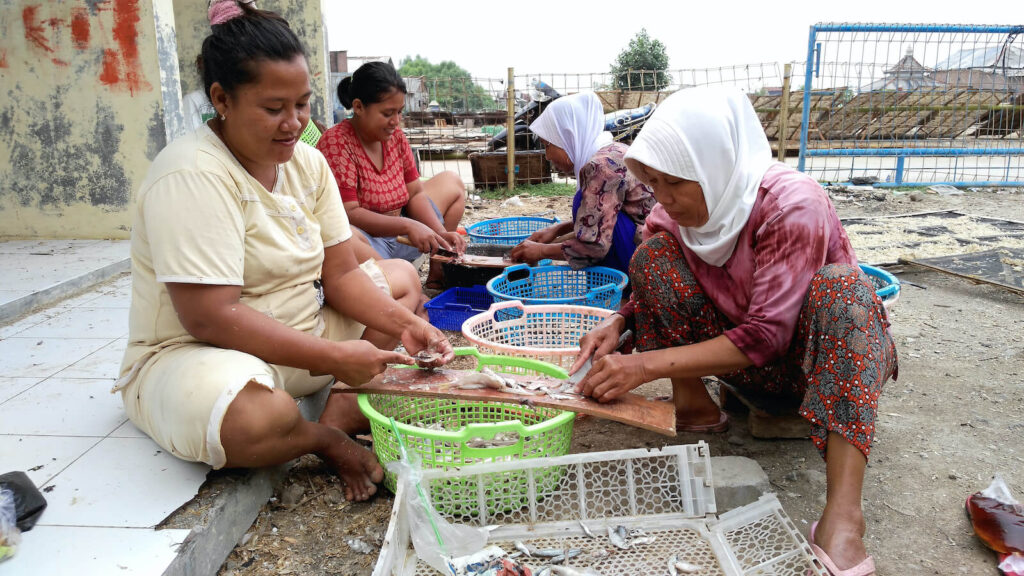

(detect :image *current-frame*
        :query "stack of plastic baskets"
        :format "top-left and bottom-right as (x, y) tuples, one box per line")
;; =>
(487, 260), (628, 311)
(466, 216), (559, 245)
(462, 300), (614, 370)
(859, 264), (901, 309)
(357, 348), (575, 498)
(423, 285), (494, 331)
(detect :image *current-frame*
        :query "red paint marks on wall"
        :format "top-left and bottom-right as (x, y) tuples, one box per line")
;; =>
(99, 49), (121, 86)
(0, 50), (8, 69)
(22, 5), (55, 53)
(110, 0), (149, 94)
(71, 8), (90, 50)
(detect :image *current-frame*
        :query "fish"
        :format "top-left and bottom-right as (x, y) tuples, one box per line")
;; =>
(673, 560), (701, 573)
(607, 525), (630, 550)
(548, 566), (601, 576)
(578, 520), (596, 538)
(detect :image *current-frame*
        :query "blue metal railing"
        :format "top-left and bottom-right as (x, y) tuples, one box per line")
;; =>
(797, 23), (1024, 186)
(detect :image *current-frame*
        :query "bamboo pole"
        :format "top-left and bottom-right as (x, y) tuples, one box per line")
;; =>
(506, 68), (515, 192)
(777, 63), (793, 161)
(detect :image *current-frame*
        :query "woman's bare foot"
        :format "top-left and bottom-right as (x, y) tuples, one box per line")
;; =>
(318, 428), (385, 502)
(814, 510), (869, 570)
(320, 388), (370, 434)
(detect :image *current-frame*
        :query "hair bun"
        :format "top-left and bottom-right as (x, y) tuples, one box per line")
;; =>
(209, 0), (244, 26)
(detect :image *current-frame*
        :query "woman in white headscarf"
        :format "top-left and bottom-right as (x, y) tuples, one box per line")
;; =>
(507, 92), (655, 273)
(570, 87), (896, 576)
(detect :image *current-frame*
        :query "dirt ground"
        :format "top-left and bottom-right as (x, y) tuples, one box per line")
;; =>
(198, 186), (1024, 576)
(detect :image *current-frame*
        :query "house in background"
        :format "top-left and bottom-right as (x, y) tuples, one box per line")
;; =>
(327, 51), (427, 123)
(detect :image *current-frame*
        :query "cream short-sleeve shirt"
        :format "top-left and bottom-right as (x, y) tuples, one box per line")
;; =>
(117, 124), (352, 388)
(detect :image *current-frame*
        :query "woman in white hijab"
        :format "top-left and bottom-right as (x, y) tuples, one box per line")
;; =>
(570, 87), (895, 576)
(507, 92), (655, 273)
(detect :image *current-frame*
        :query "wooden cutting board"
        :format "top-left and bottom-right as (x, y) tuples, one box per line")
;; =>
(430, 254), (570, 269)
(336, 367), (677, 436)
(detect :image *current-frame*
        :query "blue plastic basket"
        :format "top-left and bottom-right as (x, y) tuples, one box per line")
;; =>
(423, 285), (495, 331)
(486, 260), (628, 310)
(859, 263), (901, 308)
(466, 216), (559, 245)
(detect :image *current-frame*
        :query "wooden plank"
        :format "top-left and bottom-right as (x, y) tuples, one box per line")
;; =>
(431, 254), (570, 269)
(901, 247), (1024, 295)
(336, 367), (677, 436)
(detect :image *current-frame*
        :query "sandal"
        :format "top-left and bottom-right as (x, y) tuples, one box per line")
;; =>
(675, 411), (730, 434)
(809, 522), (876, 576)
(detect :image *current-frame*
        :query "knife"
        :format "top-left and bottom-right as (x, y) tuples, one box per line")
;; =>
(395, 235), (460, 258)
(567, 329), (632, 387)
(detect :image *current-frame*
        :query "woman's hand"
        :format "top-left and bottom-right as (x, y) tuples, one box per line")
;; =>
(440, 230), (467, 254)
(527, 225), (559, 244)
(404, 219), (446, 253)
(400, 319), (455, 368)
(329, 340), (415, 386)
(568, 314), (626, 385)
(507, 240), (549, 265)
(577, 352), (649, 403)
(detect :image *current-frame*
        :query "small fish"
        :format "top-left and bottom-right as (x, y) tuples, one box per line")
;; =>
(578, 520), (596, 538)
(408, 384), (432, 391)
(514, 541), (532, 556)
(669, 556), (679, 576)
(608, 525), (630, 550)
(548, 566), (601, 576)
(549, 548), (582, 564)
(455, 371), (507, 390)
(674, 560), (701, 573)
(588, 547), (610, 559)
(629, 535), (657, 547)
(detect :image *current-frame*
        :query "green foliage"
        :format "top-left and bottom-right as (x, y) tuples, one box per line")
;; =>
(610, 29), (672, 91)
(473, 182), (576, 200)
(398, 55), (497, 112)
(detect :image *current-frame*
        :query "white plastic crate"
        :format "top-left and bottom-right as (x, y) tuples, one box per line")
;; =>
(372, 443), (828, 576)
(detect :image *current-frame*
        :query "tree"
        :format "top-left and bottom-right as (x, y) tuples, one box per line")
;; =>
(397, 55), (496, 112)
(609, 29), (672, 91)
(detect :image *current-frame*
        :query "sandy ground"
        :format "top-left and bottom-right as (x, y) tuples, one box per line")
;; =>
(196, 186), (1024, 576)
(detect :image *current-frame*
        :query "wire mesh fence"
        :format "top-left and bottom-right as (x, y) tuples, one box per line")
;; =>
(330, 24), (1024, 189)
(796, 23), (1024, 186)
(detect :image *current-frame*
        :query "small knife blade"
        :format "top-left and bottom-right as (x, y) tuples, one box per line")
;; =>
(567, 329), (632, 386)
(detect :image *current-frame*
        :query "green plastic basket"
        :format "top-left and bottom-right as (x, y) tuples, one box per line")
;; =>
(299, 120), (322, 147)
(358, 347), (574, 515)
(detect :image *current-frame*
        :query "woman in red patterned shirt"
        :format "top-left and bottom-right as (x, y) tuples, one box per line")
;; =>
(317, 62), (467, 285)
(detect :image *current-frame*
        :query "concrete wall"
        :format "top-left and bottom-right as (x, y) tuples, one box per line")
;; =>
(0, 0), (180, 239)
(0, 0), (328, 240)
(173, 1), (331, 125)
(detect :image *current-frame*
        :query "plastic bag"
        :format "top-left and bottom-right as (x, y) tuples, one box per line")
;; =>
(387, 451), (489, 575)
(0, 487), (21, 562)
(966, 475), (1024, 575)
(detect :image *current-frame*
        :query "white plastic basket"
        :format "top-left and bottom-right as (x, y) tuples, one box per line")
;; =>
(372, 443), (829, 576)
(461, 300), (615, 370)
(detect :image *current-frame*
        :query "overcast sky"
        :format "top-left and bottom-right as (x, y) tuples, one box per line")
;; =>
(323, 0), (1020, 84)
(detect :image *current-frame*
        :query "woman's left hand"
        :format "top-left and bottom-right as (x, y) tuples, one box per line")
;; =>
(400, 320), (455, 368)
(578, 352), (650, 403)
(440, 230), (467, 254)
(508, 240), (547, 265)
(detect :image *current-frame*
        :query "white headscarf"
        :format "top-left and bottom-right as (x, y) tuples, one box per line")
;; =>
(624, 86), (773, 266)
(528, 92), (613, 181)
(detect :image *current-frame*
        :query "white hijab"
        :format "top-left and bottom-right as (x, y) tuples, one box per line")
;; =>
(625, 86), (773, 266)
(528, 92), (613, 181)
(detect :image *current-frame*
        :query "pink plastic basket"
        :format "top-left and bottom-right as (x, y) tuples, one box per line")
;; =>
(461, 300), (614, 370)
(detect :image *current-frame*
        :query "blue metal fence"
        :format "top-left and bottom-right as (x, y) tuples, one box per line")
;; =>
(797, 23), (1024, 186)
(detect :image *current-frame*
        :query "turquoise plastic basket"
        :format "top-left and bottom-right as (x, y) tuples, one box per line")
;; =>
(859, 263), (901, 309)
(486, 260), (627, 310)
(466, 216), (559, 245)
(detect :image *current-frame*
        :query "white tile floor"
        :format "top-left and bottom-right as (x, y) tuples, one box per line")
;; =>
(0, 242), (208, 575)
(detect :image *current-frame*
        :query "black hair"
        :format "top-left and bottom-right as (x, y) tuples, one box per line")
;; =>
(200, 3), (306, 99)
(337, 61), (406, 109)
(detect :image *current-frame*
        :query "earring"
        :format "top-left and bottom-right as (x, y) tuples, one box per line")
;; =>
(220, 114), (226, 121)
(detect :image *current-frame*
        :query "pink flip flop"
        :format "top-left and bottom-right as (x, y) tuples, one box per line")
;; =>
(809, 522), (876, 576)
(675, 411), (730, 434)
